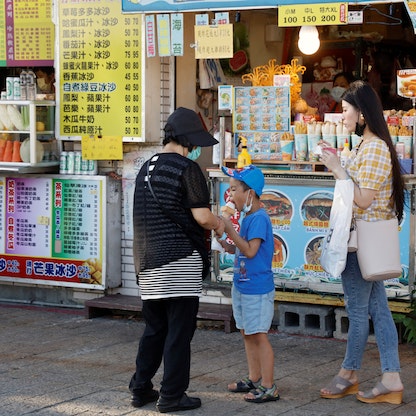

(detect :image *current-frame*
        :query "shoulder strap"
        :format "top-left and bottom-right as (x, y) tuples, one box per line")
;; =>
(146, 160), (187, 231)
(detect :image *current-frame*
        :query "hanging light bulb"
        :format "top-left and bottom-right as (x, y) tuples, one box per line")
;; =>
(298, 25), (320, 55)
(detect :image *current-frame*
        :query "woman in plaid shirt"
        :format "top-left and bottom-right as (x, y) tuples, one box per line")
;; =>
(319, 81), (405, 405)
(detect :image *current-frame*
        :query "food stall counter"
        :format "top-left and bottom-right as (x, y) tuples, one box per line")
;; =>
(208, 168), (416, 300)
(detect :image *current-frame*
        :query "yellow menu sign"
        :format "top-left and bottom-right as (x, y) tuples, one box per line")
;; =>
(278, 3), (348, 27)
(81, 135), (123, 160)
(59, 0), (143, 141)
(194, 23), (233, 59)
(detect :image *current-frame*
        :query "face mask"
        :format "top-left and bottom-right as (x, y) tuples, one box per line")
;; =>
(187, 146), (201, 161)
(242, 191), (253, 214)
(330, 86), (346, 103)
(355, 122), (366, 136)
(37, 78), (49, 92)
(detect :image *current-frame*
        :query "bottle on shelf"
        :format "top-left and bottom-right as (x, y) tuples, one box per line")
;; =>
(237, 135), (251, 168)
(20, 70), (28, 101)
(340, 138), (351, 168)
(26, 70), (36, 101)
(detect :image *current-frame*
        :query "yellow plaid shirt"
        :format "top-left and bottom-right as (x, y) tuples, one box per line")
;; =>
(346, 137), (395, 221)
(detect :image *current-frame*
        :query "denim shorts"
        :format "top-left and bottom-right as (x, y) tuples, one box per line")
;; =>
(232, 285), (275, 335)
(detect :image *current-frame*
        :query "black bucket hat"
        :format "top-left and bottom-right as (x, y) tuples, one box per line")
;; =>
(166, 107), (218, 147)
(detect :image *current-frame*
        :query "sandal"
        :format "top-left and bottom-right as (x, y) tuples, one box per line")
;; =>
(320, 375), (359, 399)
(228, 377), (260, 393)
(356, 381), (403, 405)
(244, 384), (280, 403)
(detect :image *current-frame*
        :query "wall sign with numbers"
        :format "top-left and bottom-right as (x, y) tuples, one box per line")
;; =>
(0, 0), (54, 66)
(278, 3), (348, 27)
(58, 0), (144, 143)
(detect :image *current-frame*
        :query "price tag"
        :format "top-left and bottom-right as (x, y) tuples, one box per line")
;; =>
(278, 3), (348, 27)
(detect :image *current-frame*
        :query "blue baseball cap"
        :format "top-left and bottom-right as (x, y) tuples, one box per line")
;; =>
(221, 165), (264, 197)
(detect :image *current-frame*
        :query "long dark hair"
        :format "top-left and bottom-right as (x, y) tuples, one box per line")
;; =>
(342, 80), (405, 221)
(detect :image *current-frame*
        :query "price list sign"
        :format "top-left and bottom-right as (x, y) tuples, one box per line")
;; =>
(0, 176), (105, 288)
(0, 4), (5, 66)
(278, 3), (348, 27)
(59, 0), (143, 141)
(4, 177), (51, 257)
(1, 0), (54, 66)
(0, 178), (4, 252)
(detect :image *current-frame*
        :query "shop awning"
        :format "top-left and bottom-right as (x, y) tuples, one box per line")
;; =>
(121, 0), (401, 14)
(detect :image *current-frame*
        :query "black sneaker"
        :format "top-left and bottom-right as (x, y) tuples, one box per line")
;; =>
(131, 389), (159, 408)
(156, 393), (201, 413)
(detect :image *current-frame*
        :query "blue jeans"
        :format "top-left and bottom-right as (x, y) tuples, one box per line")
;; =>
(341, 252), (400, 373)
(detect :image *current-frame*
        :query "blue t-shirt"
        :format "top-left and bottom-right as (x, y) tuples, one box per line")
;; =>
(233, 208), (274, 295)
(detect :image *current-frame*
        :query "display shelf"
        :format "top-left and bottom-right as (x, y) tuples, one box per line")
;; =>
(0, 161), (59, 173)
(0, 100), (56, 171)
(222, 158), (330, 173)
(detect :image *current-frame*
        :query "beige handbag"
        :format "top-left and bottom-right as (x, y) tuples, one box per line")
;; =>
(356, 218), (402, 281)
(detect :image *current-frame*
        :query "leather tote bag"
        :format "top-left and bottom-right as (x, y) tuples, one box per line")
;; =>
(356, 218), (402, 281)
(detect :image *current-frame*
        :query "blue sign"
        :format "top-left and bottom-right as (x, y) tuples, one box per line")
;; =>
(123, 1), (278, 13)
(122, 0), (369, 13)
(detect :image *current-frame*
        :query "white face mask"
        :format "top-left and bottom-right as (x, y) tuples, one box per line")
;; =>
(242, 191), (253, 214)
(331, 86), (346, 103)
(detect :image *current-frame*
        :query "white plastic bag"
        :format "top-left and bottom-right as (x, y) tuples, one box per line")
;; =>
(319, 179), (354, 277)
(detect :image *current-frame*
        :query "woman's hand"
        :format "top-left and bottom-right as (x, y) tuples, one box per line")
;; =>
(320, 148), (348, 180)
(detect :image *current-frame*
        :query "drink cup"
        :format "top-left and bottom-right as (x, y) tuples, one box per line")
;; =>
(280, 139), (294, 161)
(294, 134), (307, 161)
(398, 135), (413, 158)
(322, 134), (336, 149)
(350, 134), (361, 148)
(307, 134), (321, 161)
(336, 134), (350, 151)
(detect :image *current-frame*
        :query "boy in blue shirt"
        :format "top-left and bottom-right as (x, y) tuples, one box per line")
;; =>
(218, 165), (278, 403)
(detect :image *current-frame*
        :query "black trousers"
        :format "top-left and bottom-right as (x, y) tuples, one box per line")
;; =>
(129, 296), (199, 400)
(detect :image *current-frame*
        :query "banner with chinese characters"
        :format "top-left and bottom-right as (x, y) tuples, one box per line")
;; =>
(59, 0), (144, 141)
(81, 135), (123, 160)
(0, 0), (54, 66)
(0, 176), (111, 289)
(194, 24), (233, 59)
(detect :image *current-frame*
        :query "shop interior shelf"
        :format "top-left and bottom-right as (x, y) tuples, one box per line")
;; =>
(0, 161), (59, 173)
(222, 158), (329, 172)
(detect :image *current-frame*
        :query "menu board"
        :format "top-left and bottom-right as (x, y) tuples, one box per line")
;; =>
(217, 181), (411, 292)
(0, 176), (107, 288)
(0, 0), (54, 66)
(59, 0), (144, 141)
(233, 86), (291, 160)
